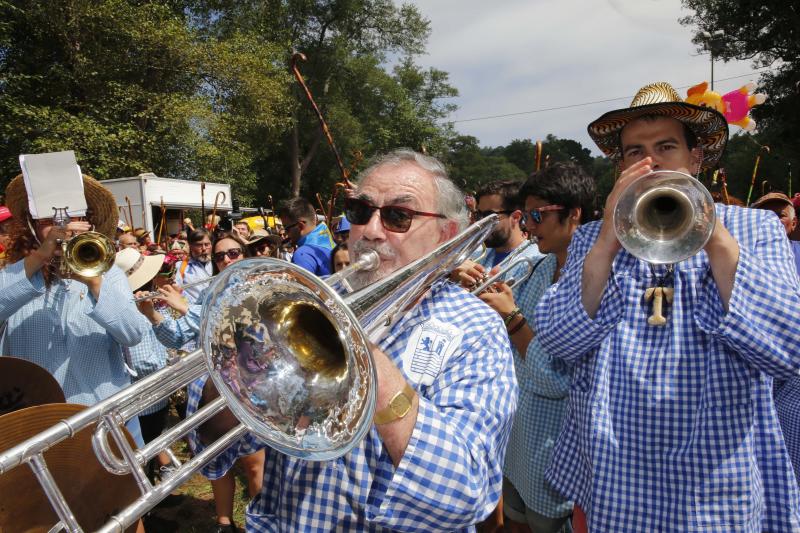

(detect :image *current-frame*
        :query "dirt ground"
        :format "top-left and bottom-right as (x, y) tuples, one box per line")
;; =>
(142, 439), (251, 532)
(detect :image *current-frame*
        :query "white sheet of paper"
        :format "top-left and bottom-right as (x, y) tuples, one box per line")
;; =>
(19, 151), (86, 219)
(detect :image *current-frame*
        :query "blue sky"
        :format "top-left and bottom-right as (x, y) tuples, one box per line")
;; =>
(406, 0), (770, 155)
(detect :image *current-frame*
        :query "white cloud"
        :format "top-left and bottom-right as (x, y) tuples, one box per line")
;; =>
(404, 0), (765, 154)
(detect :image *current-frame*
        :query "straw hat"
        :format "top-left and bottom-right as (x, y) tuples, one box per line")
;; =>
(0, 403), (139, 532)
(5, 173), (118, 237)
(0, 357), (65, 416)
(246, 228), (270, 245)
(114, 248), (165, 291)
(588, 82), (729, 169)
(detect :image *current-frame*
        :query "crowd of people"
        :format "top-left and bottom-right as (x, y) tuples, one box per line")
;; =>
(1, 78), (800, 533)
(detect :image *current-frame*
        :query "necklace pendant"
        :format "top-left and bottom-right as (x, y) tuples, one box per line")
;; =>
(644, 286), (674, 326)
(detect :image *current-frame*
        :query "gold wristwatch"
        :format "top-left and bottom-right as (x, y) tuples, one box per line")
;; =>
(373, 383), (416, 425)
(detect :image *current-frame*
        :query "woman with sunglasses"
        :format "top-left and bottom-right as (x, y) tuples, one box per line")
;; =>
(136, 232), (263, 533)
(478, 163), (596, 533)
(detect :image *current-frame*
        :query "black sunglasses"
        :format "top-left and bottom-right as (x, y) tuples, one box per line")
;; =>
(213, 248), (243, 262)
(475, 209), (513, 220)
(524, 205), (565, 224)
(343, 197), (445, 234)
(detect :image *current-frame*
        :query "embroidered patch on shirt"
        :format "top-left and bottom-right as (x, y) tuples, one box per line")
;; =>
(401, 318), (463, 386)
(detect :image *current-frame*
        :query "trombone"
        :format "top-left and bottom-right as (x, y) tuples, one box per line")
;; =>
(470, 240), (541, 295)
(0, 215), (499, 533)
(133, 250), (382, 302)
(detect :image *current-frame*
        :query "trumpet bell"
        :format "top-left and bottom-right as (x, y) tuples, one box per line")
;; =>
(62, 231), (116, 277)
(614, 170), (716, 265)
(200, 258), (375, 461)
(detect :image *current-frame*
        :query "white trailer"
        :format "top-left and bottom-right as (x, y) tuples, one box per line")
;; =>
(102, 173), (232, 237)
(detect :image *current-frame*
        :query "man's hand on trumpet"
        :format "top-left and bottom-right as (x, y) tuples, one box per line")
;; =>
(450, 259), (486, 289)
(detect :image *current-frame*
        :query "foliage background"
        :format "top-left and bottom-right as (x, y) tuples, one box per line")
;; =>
(0, 0), (796, 210)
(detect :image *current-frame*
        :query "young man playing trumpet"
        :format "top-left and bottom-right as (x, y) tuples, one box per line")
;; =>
(453, 180), (542, 293)
(208, 149), (517, 531)
(534, 82), (800, 531)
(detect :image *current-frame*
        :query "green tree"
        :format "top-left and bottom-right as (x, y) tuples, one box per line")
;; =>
(188, 0), (455, 202)
(444, 135), (526, 193)
(0, 0), (293, 203)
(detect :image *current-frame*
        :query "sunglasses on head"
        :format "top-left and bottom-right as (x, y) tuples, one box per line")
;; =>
(524, 205), (565, 224)
(213, 248), (243, 262)
(343, 197), (445, 234)
(475, 209), (513, 220)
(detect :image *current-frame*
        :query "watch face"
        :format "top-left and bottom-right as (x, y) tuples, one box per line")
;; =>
(390, 392), (412, 417)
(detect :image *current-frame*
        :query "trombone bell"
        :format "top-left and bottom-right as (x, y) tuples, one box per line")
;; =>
(614, 170), (716, 265)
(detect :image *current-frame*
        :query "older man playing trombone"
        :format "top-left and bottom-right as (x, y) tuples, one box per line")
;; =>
(211, 149), (518, 531)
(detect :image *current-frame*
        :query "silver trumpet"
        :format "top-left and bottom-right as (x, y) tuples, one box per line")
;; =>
(0, 215), (499, 533)
(470, 240), (540, 295)
(613, 170), (716, 264)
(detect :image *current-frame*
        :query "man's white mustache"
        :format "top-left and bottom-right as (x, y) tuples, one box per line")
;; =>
(352, 240), (397, 261)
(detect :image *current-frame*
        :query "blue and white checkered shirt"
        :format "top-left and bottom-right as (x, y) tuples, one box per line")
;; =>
(127, 314), (169, 416)
(775, 378), (800, 485)
(0, 259), (145, 405)
(211, 281), (517, 532)
(534, 205), (800, 532)
(502, 253), (573, 519)
(175, 257), (212, 305)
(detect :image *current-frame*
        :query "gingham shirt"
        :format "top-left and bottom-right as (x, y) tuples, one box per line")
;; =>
(775, 378), (800, 486)
(214, 281), (517, 532)
(534, 205), (800, 532)
(127, 314), (169, 416)
(502, 253), (573, 519)
(0, 259), (145, 405)
(174, 257), (212, 305)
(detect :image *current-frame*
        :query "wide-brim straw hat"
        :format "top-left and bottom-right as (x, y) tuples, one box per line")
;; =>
(588, 82), (729, 169)
(0, 357), (65, 416)
(246, 228), (270, 245)
(5, 173), (118, 238)
(0, 403), (139, 532)
(115, 248), (165, 291)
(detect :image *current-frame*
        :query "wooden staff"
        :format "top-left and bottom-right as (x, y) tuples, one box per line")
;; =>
(124, 196), (134, 229)
(746, 145), (770, 205)
(719, 167), (730, 205)
(119, 206), (130, 229)
(156, 196), (166, 248)
(210, 191), (226, 230)
(788, 162), (793, 197)
(200, 182), (207, 225)
(267, 194), (275, 215)
(315, 193), (327, 221)
(761, 180), (770, 197)
(291, 52), (357, 228)
(535, 140), (543, 172)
